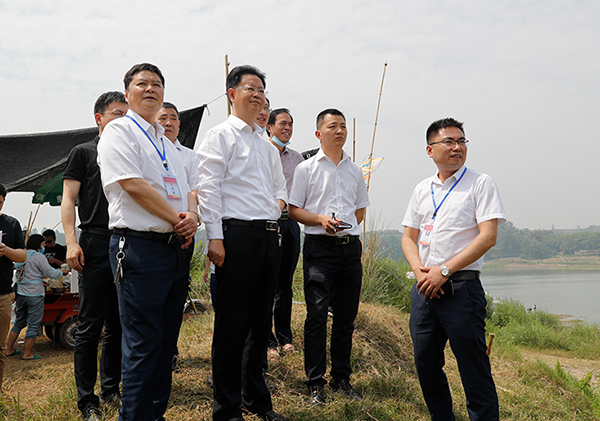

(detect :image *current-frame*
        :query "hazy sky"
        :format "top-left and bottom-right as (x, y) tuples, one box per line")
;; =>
(1, 0), (599, 233)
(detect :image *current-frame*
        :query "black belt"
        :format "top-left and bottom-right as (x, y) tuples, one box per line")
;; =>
(223, 219), (278, 231)
(305, 234), (359, 245)
(449, 270), (480, 281)
(113, 228), (178, 244)
(82, 227), (111, 237)
(279, 212), (289, 221)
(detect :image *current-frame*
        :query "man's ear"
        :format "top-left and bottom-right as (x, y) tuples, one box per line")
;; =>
(426, 144), (433, 158)
(315, 130), (322, 141)
(94, 113), (102, 126)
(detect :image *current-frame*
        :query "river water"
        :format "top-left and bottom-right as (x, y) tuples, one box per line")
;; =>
(480, 269), (600, 325)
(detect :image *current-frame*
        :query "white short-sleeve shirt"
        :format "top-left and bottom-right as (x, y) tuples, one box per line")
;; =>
(174, 139), (201, 192)
(402, 165), (506, 271)
(97, 110), (189, 233)
(289, 149), (370, 236)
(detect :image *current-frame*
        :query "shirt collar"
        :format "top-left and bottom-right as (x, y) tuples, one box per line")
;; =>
(228, 114), (262, 135)
(127, 109), (166, 139)
(432, 164), (467, 185)
(315, 148), (350, 164)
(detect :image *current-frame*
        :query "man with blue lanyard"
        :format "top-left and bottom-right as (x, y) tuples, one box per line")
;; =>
(97, 63), (199, 421)
(401, 117), (506, 420)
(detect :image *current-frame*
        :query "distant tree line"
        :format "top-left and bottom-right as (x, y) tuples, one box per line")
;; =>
(486, 222), (600, 260)
(371, 223), (600, 262)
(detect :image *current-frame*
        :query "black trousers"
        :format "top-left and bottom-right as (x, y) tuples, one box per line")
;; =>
(74, 232), (122, 413)
(303, 236), (362, 387)
(268, 218), (301, 348)
(410, 278), (499, 421)
(212, 224), (279, 421)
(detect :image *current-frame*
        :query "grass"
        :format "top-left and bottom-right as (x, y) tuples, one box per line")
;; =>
(3, 245), (600, 419)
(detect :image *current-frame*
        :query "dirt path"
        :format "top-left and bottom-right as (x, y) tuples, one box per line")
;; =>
(520, 349), (600, 386)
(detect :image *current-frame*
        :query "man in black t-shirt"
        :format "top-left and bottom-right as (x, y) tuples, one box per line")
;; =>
(61, 92), (128, 421)
(42, 229), (67, 269)
(0, 183), (27, 391)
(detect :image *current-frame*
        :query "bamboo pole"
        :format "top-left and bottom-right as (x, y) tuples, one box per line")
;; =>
(225, 55), (231, 116)
(352, 118), (356, 163)
(26, 204), (41, 243)
(362, 62), (387, 255)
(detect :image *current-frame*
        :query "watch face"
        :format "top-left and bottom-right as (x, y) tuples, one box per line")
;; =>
(441, 267), (450, 277)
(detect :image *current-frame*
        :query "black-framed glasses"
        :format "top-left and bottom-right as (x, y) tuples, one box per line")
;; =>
(429, 137), (469, 147)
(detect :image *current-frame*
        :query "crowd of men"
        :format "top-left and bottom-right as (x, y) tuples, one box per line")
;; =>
(0, 62), (505, 421)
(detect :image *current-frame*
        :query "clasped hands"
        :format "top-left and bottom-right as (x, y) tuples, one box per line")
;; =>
(174, 212), (200, 249)
(415, 266), (449, 299)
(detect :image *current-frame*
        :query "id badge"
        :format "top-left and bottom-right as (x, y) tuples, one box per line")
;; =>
(419, 222), (434, 246)
(163, 175), (182, 200)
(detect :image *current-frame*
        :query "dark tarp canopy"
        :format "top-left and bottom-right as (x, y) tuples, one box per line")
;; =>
(0, 105), (205, 194)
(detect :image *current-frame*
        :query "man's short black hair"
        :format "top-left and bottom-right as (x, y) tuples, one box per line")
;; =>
(226, 65), (266, 104)
(0, 183), (7, 199)
(426, 118), (465, 144)
(42, 229), (56, 239)
(316, 108), (345, 130)
(123, 63), (165, 90)
(27, 234), (45, 251)
(161, 101), (179, 119)
(94, 91), (126, 115)
(268, 108), (293, 126)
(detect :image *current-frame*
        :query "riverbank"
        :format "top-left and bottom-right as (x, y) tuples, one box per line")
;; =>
(484, 255), (600, 270)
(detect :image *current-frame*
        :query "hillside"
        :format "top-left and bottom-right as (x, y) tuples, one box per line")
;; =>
(2, 302), (599, 420)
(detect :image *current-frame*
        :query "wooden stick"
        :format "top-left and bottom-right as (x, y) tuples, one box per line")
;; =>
(486, 332), (496, 355)
(25, 211), (33, 242)
(366, 61), (387, 193)
(225, 55), (231, 116)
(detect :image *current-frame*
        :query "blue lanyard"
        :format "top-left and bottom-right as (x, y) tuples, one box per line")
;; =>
(430, 167), (467, 220)
(126, 115), (169, 171)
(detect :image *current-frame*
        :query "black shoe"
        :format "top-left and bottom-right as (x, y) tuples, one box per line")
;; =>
(307, 384), (326, 406)
(226, 418), (245, 421)
(82, 407), (102, 421)
(100, 392), (121, 406)
(258, 410), (289, 421)
(329, 378), (362, 400)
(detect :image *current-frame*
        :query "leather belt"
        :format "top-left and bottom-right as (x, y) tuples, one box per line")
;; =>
(82, 227), (111, 237)
(449, 270), (480, 281)
(113, 228), (178, 244)
(305, 234), (359, 246)
(223, 219), (278, 231)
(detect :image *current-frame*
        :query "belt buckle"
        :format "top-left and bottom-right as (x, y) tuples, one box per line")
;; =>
(337, 236), (350, 245)
(266, 221), (278, 231)
(167, 233), (178, 244)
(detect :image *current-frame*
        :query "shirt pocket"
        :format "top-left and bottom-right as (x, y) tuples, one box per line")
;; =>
(446, 197), (477, 228)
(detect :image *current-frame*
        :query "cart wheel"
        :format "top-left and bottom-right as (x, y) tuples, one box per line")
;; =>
(57, 317), (78, 350)
(184, 299), (207, 314)
(44, 325), (56, 342)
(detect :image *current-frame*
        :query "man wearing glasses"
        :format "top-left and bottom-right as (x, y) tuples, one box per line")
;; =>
(401, 118), (505, 420)
(62, 91), (128, 421)
(197, 65), (288, 421)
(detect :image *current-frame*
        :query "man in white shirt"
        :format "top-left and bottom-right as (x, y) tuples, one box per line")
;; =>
(197, 65), (288, 421)
(401, 117), (505, 421)
(97, 63), (199, 421)
(289, 108), (370, 406)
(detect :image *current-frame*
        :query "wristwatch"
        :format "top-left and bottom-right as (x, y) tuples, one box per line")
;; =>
(441, 264), (451, 278)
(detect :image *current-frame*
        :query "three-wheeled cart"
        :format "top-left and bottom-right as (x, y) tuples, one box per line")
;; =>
(42, 291), (79, 350)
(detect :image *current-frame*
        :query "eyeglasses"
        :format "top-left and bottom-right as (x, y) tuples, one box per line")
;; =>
(236, 85), (268, 96)
(103, 109), (127, 117)
(429, 137), (469, 147)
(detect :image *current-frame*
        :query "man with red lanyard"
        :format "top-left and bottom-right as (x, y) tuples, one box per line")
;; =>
(97, 63), (199, 421)
(401, 117), (505, 420)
